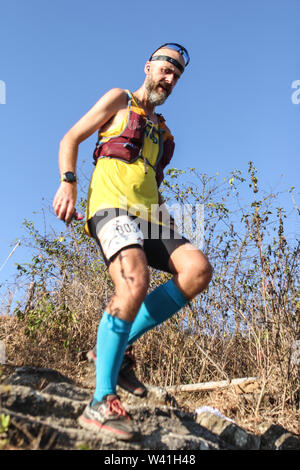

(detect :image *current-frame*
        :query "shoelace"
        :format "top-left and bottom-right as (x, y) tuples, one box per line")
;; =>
(107, 396), (129, 419)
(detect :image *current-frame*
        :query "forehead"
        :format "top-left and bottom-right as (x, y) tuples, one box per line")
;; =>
(151, 47), (185, 74)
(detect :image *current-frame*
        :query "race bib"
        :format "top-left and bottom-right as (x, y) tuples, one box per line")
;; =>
(97, 215), (144, 260)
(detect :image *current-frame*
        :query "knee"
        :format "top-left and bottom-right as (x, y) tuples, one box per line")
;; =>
(199, 259), (213, 288)
(186, 256), (213, 296)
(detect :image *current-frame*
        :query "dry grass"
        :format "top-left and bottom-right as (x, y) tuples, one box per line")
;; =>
(1, 303), (299, 437)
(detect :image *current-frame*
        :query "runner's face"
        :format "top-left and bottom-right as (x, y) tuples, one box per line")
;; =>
(145, 48), (184, 106)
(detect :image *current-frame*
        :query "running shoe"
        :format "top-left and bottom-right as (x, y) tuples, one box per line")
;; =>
(78, 394), (139, 441)
(87, 345), (147, 397)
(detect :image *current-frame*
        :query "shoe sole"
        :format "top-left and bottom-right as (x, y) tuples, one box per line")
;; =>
(117, 376), (147, 397)
(78, 414), (137, 442)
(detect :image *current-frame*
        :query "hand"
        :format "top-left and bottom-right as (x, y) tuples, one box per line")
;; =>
(53, 182), (77, 224)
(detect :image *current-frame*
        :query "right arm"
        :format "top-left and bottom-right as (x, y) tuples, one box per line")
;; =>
(53, 88), (128, 223)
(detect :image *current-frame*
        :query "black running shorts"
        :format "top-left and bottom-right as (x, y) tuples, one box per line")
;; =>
(88, 208), (190, 274)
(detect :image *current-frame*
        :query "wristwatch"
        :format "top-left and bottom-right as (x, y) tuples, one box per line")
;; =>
(61, 171), (77, 183)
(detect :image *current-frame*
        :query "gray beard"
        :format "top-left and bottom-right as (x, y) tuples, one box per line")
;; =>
(145, 75), (170, 106)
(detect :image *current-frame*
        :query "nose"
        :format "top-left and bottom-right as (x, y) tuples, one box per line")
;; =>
(165, 74), (176, 86)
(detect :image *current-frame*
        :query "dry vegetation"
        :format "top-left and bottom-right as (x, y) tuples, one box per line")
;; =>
(1, 162), (299, 439)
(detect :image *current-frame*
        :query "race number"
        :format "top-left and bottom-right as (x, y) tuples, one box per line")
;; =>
(97, 215), (144, 260)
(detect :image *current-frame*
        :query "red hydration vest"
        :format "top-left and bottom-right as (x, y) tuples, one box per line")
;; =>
(93, 92), (175, 187)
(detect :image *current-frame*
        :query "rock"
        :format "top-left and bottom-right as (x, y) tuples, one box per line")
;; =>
(0, 366), (299, 450)
(195, 410), (261, 450)
(3, 366), (73, 389)
(43, 382), (91, 401)
(261, 424), (300, 450)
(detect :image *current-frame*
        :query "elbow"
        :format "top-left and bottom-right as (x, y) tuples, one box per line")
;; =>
(59, 131), (80, 151)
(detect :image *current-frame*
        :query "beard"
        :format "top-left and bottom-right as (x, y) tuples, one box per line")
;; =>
(145, 74), (172, 106)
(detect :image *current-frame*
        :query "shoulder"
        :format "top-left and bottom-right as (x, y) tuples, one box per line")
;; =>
(102, 88), (128, 104)
(107, 87), (128, 97)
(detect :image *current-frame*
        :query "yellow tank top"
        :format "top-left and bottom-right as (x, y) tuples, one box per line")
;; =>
(85, 91), (163, 235)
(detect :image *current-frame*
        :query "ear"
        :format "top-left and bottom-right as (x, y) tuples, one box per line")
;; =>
(144, 61), (151, 74)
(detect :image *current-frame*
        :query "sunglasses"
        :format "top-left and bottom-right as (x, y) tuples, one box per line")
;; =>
(149, 43), (190, 73)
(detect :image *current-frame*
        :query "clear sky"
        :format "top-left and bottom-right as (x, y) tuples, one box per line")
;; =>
(0, 0), (299, 308)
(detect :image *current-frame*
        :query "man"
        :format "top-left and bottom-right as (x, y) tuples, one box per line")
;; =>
(53, 43), (212, 441)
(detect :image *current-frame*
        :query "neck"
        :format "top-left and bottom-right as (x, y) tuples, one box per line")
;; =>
(133, 86), (156, 120)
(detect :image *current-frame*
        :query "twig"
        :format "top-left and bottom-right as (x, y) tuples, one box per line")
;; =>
(0, 240), (21, 273)
(255, 379), (266, 417)
(186, 316), (230, 381)
(10, 418), (35, 443)
(165, 376), (258, 393)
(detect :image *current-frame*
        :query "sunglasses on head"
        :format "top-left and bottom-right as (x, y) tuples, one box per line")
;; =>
(149, 43), (190, 73)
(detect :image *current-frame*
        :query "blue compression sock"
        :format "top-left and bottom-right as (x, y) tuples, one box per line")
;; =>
(128, 279), (188, 345)
(93, 311), (132, 404)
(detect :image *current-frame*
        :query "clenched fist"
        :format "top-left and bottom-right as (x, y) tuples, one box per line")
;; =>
(53, 182), (77, 224)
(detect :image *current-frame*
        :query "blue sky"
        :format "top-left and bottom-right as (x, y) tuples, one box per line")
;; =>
(0, 0), (299, 309)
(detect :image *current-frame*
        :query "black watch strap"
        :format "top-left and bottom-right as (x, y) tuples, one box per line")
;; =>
(61, 171), (77, 183)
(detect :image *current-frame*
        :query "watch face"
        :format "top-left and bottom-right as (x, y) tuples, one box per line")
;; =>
(64, 172), (76, 182)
